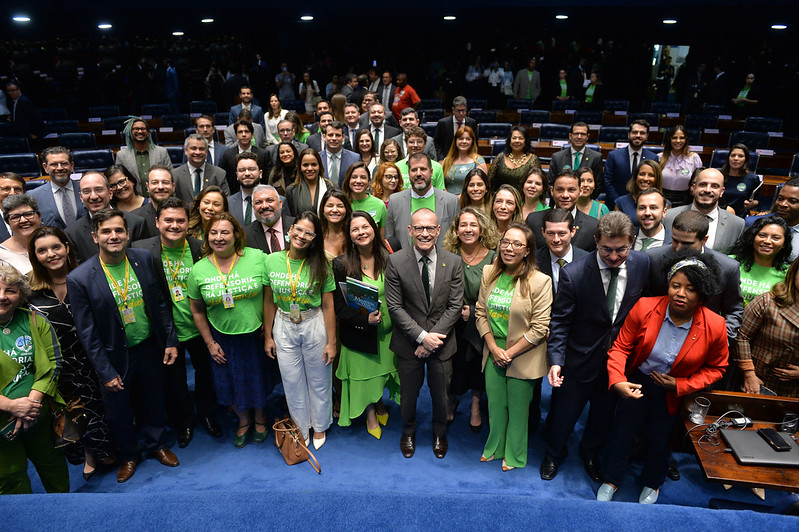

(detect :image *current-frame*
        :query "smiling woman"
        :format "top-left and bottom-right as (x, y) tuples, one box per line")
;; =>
(105, 165), (146, 213)
(0, 195), (42, 275)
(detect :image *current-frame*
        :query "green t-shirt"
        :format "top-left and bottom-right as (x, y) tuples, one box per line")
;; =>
(395, 158), (445, 191)
(162, 241), (199, 342)
(737, 262), (788, 307)
(351, 195), (388, 228)
(0, 313), (34, 391)
(487, 273), (515, 350)
(187, 247), (266, 335)
(410, 192), (437, 214)
(264, 251), (336, 313)
(104, 259), (152, 347)
(559, 79), (568, 98)
(585, 84), (596, 104)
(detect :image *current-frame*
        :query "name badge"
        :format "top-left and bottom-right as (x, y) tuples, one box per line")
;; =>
(289, 302), (302, 323)
(222, 292), (235, 309)
(172, 286), (184, 302)
(122, 308), (136, 324)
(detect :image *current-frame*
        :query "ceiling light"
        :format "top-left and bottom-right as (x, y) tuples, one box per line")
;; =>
(172, 31), (184, 36)
(201, 18), (214, 23)
(772, 24), (787, 30)
(12, 16), (31, 22)
(300, 15), (313, 21)
(443, 15), (456, 21)
(555, 15), (568, 20)
(98, 23), (112, 29)
(662, 19), (677, 24)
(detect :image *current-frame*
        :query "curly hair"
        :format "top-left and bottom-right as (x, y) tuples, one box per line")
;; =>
(442, 206), (500, 254)
(730, 216), (792, 273)
(662, 249), (720, 302)
(372, 162), (403, 200)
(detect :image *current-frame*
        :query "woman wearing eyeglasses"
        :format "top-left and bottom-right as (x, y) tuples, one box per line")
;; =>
(264, 211), (337, 449)
(105, 165), (147, 212)
(475, 223), (552, 471)
(0, 195), (42, 275)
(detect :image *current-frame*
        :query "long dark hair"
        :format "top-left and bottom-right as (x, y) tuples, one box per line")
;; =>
(28, 226), (79, 291)
(485, 222), (538, 299)
(291, 211), (329, 292)
(340, 211), (388, 278)
(269, 141), (298, 192)
(721, 143), (751, 178)
(319, 188), (352, 237)
(730, 216), (792, 272)
(503, 126), (532, 155)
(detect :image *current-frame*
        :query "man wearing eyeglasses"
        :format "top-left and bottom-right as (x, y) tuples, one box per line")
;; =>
(547, 122), (604, 185)
(541, 211), (649, 482)
(0, 172), (26, 240)
(30, 146), (87, 230)
(385, 207), (463, 459)
(114, 118), (173, 195)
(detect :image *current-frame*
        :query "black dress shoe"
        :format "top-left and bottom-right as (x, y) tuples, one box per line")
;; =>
(584, 458), (602, 483)
(400, 434), (415, 458)
(433, 434), (448, 459)
(667, 463), (681, 481)
(540, 459), (558, 480)
(200, 415), (223, 438)
(177, 427), (193, 448)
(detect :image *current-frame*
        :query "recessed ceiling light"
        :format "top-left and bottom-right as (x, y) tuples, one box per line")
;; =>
(300, 15), (313, 21)
(443, 15), (456, 21)
(12, 16), (31, 22)
(662, 19), (677, 24)
(98, 23), (112, 29)
(555, 15), (568, 20)
(201, 18), (214, 23)
(772, 24), (787, 30)
(172, 31), (184, 36)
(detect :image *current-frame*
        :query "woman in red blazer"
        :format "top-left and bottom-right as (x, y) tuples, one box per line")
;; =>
(597, 251), (728, 505)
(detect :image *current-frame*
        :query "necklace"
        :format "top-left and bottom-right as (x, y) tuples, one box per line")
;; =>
(461, 246), (486, 265)
(0, 316), (13, 335)
(52, 280), (67, 286)
(506, 152), (527, 166)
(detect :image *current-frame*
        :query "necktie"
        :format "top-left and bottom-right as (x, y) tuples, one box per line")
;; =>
(194, 168), (202, 195)
(556, 258), (567, 268)
(631, 152), (639, 174)
(329, 153), (338, 182)
(373, 128), (380, 150)
(456, 120), (463, 131)
(607, 267), (620, 319)
(640, 237), (654, 251)
(421, 256), (431, 304)
(573, 151), (582, 169)
(60, 187), (75, 226)
(268, 227), (281, 253)
(245, 196), (252, 224)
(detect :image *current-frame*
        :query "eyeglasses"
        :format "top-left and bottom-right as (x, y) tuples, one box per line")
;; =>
(599, 245), (631, 255)
(411, 225), (438, 234)
(7, 210), (38, 222)
(499, 239), (526, 250)
(131, 127), (148, 132)
(292, 226), (316, 239)
(46, 162), (71, 168)
(109, 179), (128, 190)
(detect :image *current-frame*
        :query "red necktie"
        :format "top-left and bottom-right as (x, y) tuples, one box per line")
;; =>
(269, 227), (281, 253)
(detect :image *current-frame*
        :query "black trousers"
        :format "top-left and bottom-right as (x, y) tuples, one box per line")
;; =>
(164, 335), (217, 428)
(545, 370), (616, 463)
(398, 354), (452, 437)
(100, 336), (167, 462)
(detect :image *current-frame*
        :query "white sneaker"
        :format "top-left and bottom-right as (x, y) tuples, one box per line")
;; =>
(596, 483), (617, 501)
(639, 487), (659, 504)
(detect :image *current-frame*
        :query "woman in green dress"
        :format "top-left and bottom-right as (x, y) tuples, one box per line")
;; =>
(333, 211), (400, 438)
(443, 207), (500, 431)
(487, 126), (540, 195)
(341, 162), (387, 233)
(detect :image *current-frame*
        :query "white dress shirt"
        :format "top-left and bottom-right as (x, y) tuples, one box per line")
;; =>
(549, 245), (574, 292)
(50, 180), (78, 224)
(597, 253), (628, 322)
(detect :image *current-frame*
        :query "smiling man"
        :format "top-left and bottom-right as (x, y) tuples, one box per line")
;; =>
(602, 120), (658, 210)
(114, 118), (173, 195)
(30, 146), (87, 229)
(320, 121), (359, 187)
(229, 152), (261, 226)
(245, 184), (294, 254)
(634, 188), (670, 251)
(176, 134), (230, 203)
(133, 165), (176, 235)
(548, 122), (604, 183)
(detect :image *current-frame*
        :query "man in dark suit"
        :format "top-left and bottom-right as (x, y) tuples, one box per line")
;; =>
(343, 103), (362, 148)
(218, 121), (267, 195)
(527, 169), (599, 252)
(30, 146), (87, 230)
(633, 188), (671, 251)
(67, 208), (180, 483)
(433, 96), (477, 160)
(320, 121), (360, 187)
(0, 172), (26, 240)
(6, 81), (37, 138)
(245, 184), (294, 253)
(66, 172), (150, 263)
(542, 212), (649, 481)
(377, 70), (397, 112)
(386, 207), (463, 459)
(227, 86), (265, 129)
(183, 115), (228, 166)
(305, 112), (333, 153)
(602, 120), (659, 210)
(704, 63), (730, 106)
(263, 119), (308, 178)
(228, 152), (260, 226)
(547, 122), (604, 184)
(367, 103), (401, 153)
(223, 109), (268, 150)
(174, 134), (230, 203)
(131, 197), (221, 447)
(394, 108), (437, 161)
(132, 164), (176, 236)
(663, 168), (744, 255)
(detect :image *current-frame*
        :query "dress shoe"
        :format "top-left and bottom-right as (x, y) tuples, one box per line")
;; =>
(252, 422), (268, 444)
(376, 412), (389, 427)
(400, 434), (415, 458)
(117, 460), (137, 483)
(639, 487), (659, 504)
(200, 415), (223, 438)
(501, 459), (515, 472)
(540, 459), (558, 480)
(433, 434), (448, 459)
(596, 483), (617, 501)
(82, 467), (96, 481)
(470, 420), (482, 434)
(313, 433), (326, 450)
(234, 424), (251, 448)
(584, 458), (602, 483)
(667, 463), (681, 481)
(152, 448), (180, 467)
(177, 427), (193, 448)
(367, 423), (382, 440)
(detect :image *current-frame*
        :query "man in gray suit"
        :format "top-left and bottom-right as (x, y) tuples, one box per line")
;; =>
(392, 108), (437, 161)
(224, 109), (267, 150)
(114, 118), (173, 195)
(185, 115), (227, 166)
(173, 134), (229, 204)
(385, 207), (463, 459)
(663, 168), (744, 254)
(547, 122), (604, 183)
(386, 153), (459, 248)
(513, 58), (542, 105)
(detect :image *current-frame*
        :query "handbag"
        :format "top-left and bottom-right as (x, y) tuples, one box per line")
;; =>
(52, 398), (88, 448)
(273, 417), (321, 474)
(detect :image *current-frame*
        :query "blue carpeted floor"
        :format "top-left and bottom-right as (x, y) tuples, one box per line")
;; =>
(6, 369), (799, 529)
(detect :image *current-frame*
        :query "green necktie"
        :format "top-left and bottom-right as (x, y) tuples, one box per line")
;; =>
(556, 258), (567, 268)
(640, 237), (654, 251)
(607, 267), (619, 319)
(245, 196), (252, 224)
(373, 128), (380, 149)
(573, 151), (581, 169)
(421, 256), (431, 304)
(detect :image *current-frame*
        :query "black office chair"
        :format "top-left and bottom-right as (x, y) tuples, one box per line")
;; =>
(421, 109), (444, 122)
(162, 114), (191, 129)
(420, 122), (437, 138)
(190, 101), (218, 115)
(0, 137), (30, 154)
(166, 146), (185, 166)
(477, 123), (511, 140)
(468, 98), (488, 109)
(573, 110), (603, 125)
(103, 116), (130, 132)
(685, 114), (719, 130)
(519, 110), (550, 125)
(604, 100), (629, 112)
(141, 103), (171, 117)
(214, 112), (230, 127)
(37, 107), (68, 121)
(419, 99), (443, 110)
(552, 99), (579, 112)
(710, 149), (760, 173)
(43, 120), (80, 135)
(0, 153), (41, 177)
(539, 123), (571, 141)
(745, 117), (783, 133)
(470, 110), (498, 124)
(72, 149), (115, 173)
(729, 131), (770, 150)
(506, 99), (533, 110)
(59, 132), (97, 150)
(702, 104), (726, 116)
(628, 113), (659, 128)
(597, 126), (628, 143)
(650, 102), (680, 114)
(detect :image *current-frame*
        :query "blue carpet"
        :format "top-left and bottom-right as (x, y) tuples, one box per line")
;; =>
(10, 368), (799, 528)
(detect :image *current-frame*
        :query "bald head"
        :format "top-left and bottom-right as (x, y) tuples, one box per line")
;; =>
(691, 167), (725, 213)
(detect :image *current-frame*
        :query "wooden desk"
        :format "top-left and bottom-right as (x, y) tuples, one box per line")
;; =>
(681, 390), (799, 491)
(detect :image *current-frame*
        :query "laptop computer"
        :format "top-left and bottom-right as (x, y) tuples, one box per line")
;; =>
(721, 429), (799, 467)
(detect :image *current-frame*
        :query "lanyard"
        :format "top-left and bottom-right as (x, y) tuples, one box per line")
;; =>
(161, 240), (188, 285)
(286, 254), (306, 302)
(100, 257), (131, 309)
(210, 252), (240, 291)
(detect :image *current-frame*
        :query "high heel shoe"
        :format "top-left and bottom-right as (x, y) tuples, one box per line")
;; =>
(502, 459), (515, 472)
(234, 424), (251, 448)
(313, 433), (326, 450)
(376, 412), (389, 426)
(252, 421), (268, 444)
(480, 454), (495, 462)
(82, 466), (97, 481)
(367, 423), (382, 440)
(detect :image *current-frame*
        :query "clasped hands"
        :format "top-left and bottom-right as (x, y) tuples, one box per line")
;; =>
(415, 332), (446, 358)
(6, 397), (42, 434)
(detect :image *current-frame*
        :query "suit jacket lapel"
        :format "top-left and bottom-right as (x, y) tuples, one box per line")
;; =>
(672, 310), (705, 369)
(406, 250), (429, 310)
(586, 257), (611, 321)
(429, 251), (450, 304)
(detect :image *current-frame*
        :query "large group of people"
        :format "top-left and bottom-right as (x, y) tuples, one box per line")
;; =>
(1, 83), (798, 511)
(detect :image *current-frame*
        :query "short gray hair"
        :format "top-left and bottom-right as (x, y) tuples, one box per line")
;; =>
(184, 133), (208, 149)
(595, 211), (635, 243)
(452, 96), (467, 108)
(252, 184), (279, 198)
(2, 194), (39, 216)
(0, 264), (31, 304)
